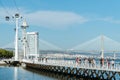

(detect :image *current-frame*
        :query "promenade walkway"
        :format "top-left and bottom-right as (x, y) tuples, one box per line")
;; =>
(23, 59), (120, 72)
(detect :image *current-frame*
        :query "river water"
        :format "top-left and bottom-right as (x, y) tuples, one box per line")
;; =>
(0, 66), (82, 80)
(0, 66), (56, 80)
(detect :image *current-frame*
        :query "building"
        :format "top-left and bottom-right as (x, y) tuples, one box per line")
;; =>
(26, 32), (39, 59)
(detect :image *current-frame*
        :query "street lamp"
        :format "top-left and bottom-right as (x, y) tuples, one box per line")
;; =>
(21, 20), (29, 59)
(5, 13), (22, 61)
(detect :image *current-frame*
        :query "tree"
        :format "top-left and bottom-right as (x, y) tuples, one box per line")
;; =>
(0, 49), (13, 58)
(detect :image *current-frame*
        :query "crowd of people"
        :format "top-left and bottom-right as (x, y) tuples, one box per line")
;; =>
(38, 57), (48, 62)
(75, 57), (116, 69)
(29, 55), (117, 69)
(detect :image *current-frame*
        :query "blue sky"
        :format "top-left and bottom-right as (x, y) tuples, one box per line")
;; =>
(0, 0), (120, 49)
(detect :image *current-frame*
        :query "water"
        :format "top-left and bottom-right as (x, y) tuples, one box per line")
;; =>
(0, 66), (56, 80)
(0, 66), (82, 80)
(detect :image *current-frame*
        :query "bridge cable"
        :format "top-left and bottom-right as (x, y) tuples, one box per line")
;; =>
(0, 0), (12, 16)
(13, 0), (19, 12)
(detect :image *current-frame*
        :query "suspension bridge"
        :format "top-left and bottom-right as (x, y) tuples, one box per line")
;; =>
(71, 35), (120, 52)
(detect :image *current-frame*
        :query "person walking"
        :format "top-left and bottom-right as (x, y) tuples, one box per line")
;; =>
(111, 59), (114, 69)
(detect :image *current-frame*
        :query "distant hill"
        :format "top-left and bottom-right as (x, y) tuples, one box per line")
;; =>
(4, 48), (14, 51)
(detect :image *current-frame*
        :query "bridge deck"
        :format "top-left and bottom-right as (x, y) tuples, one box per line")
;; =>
(23, 59), (120, 72)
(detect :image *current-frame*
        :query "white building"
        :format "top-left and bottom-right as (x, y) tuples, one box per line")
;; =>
(26, 32), (39, 59)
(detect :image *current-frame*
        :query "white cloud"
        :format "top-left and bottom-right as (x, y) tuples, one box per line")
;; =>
(25, 11), (88, 28)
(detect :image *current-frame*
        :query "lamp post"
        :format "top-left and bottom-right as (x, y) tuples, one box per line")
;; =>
(101, 35), (104, 58)
(6, 13), (22, 61)
(21, 20), (28, 59)
(113, 51), (116, 60)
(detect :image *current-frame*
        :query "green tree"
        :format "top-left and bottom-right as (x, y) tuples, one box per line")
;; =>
(0, 49), (13, 58)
